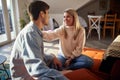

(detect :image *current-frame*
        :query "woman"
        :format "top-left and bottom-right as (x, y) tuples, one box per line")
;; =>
(42, 8), (93, 70)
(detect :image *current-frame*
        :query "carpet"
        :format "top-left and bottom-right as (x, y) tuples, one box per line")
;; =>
(0, 64), (11, 80)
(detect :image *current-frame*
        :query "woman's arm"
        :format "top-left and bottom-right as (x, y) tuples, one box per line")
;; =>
(42, 27), (63, 41)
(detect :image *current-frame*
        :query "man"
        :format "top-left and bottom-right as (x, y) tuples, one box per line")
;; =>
(10, 1), (68, 80)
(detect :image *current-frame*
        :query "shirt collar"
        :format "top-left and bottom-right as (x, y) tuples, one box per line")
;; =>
(30, 21), (43, 37)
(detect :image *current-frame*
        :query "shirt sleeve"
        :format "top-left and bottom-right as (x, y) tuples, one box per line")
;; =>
(22, 31), (68, 80)
(71, 28), (86, 58)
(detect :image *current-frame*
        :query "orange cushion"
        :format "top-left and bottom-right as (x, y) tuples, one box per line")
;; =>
(82, 47), (105, 71)
(64, 68), (103, 80)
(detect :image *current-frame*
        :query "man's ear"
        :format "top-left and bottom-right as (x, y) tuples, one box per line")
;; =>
(39, 11), (45, 18)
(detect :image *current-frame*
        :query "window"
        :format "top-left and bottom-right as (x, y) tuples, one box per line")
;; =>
(0, 0), (16, 45)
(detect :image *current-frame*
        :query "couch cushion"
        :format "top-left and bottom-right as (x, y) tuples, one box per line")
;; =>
(64, 68), (104, 80)
(111, 60), (120, 80)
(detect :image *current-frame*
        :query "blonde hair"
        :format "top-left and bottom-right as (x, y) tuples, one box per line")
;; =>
(62, 8), (82, 40)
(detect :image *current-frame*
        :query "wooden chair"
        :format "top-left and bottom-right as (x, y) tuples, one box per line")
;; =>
(103, 14), (117, 39)
(116, 23), (120, 35)
(87, 15), (102, 40)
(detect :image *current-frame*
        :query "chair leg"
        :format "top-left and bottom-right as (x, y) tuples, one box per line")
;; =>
(103, 29), (105, 39)
(112, 29), (115, 39)
(97, 28), (100, 40)
(87, 29), (92, 39)
(103, 28), (106, 39)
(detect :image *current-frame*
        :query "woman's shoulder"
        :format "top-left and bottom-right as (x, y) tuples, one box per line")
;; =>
(55, 25), (64, 31)
(78, 27), (85, 35)
(80, 26), (85, 32)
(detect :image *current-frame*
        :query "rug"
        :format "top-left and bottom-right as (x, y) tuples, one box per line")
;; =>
(0, 64), (11, 80)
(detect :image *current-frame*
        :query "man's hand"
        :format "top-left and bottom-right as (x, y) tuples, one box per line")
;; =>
(60, 70), (73, 75)
(53, 55), (62, 69)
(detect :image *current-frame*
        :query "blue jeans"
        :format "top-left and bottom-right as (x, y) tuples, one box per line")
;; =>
(57, 54), (93, 70)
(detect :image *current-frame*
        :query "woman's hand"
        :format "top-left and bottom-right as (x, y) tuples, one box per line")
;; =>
(64, 57), (72, 68)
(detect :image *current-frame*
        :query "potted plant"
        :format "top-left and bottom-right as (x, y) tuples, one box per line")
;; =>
(19, 3), (30, 29)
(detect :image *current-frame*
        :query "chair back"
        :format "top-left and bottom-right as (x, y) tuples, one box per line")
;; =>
(103, 14), (117, 39)
(104, 14), (117, 28)
(88, 15), (102, 29)
(87, 15), (102, 40)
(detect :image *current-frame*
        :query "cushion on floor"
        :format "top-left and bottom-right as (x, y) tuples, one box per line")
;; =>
(82, 47), (105, 71)
(64, 68), (104, 80)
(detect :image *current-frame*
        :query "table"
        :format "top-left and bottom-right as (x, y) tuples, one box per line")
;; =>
(104, 35), (120, 59)
(0, 55), (10, 79)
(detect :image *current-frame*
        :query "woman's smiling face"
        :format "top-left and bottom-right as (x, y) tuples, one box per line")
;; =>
(63, 12), (74, 26)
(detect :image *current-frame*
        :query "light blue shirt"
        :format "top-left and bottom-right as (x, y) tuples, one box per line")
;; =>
(10, 21), (68, 80)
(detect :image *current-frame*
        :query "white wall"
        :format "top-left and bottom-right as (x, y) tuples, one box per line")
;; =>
(43, 0), (90, 14)
(18, 0), (31, 21)
(18, 0), (91, 26)
(77, 0), (109, 23)
(50, 14), (63, 26)
(18, 0), (108, 27)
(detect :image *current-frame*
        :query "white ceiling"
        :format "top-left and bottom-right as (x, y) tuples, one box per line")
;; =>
(41, 0), (91, 14)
